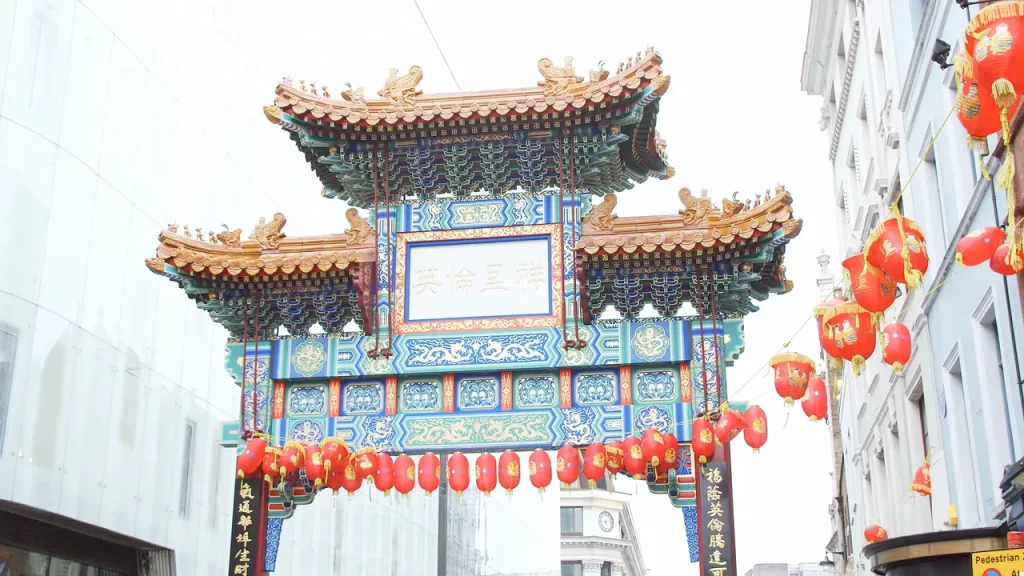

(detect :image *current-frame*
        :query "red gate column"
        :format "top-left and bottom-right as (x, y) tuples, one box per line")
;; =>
(696, 444), (737, 576)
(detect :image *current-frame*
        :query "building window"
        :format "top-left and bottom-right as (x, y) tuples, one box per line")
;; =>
(562, 562), (582, 576)
(0, 326), (16, 454)
(179, 420), (196, 518)
(601, 562), (611, 576)
(560, 507), (583, 535)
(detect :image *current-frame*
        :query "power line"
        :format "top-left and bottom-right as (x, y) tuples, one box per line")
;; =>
(412, 0), (462, 91)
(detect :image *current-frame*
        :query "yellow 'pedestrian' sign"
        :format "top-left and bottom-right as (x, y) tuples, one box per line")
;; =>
(973, 549), (1024, 576)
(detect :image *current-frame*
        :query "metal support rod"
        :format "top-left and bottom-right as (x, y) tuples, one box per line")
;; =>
(437, 453), (449, 576)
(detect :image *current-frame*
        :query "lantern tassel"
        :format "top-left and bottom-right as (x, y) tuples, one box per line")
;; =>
(993, 79), (1018, 111)
(968, 136), (992, 181)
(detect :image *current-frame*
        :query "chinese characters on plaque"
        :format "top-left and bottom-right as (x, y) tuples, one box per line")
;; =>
(698, 446), (736, 576)
(228, 477), (264, 576)
(405, 237), (552, 322)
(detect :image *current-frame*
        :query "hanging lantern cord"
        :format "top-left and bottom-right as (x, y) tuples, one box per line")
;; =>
(239, 293), (250, 439)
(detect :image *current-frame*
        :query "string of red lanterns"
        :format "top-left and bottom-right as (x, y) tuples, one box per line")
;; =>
(235, 421), (785, 498)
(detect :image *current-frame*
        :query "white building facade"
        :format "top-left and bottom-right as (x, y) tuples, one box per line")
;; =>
(801, 0), (1024, 574)
(560, 475), (647, 576)
(0, 0), (484, 574)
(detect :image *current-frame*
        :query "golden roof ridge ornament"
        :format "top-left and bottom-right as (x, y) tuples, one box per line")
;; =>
(343, 208), (376, 244)
(250, 213), (287, 250)
(538, 57), (584, 97)
(582, 193), (618, 231)
(342, 83), (367, 108)
(378, 66), (423, 107)
(678, 188), (713, 225)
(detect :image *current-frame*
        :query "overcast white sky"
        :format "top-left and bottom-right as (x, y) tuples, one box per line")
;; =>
(237, 0), (840, 573)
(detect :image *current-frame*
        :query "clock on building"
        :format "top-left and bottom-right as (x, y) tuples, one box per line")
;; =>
(598, 511), (614, 532)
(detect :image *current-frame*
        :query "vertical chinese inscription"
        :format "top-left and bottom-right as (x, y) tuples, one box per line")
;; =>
(229, 477), (265, 576)
(697, 446), (736, 576)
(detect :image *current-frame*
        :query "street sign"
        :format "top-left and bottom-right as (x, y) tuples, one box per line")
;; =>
(972, 549), (1024, 576)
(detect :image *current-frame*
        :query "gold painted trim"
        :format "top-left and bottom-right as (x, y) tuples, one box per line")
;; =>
(392, 223), (564, 334)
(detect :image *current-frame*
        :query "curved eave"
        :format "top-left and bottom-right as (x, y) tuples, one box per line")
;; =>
(575, 191), (802, 256)
(269, 52), (667, 129)
(146, 231), (376, 279)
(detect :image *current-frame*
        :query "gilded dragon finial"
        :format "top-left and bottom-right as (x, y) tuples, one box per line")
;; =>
(538, 57), (584, 97)
(678, 188), (713, 225)
(217, 224), (242, 248)
(249, 213), (287, 250)
(378, 67), (423, 107)
(582, 193), (618, 231)
(343, 208), (376, 244)
(342, 83), (367, 108)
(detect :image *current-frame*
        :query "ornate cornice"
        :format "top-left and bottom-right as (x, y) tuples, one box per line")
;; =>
(830, 18), (861, 162)
(576, 186), (802, 255)
(272, 49), (668, 128)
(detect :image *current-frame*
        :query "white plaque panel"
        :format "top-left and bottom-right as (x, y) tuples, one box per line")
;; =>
(406, 237), (551, 321)
(394, 224), (564, 334)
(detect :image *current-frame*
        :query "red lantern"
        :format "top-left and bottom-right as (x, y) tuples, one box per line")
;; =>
(714, 406), (746, 444)
(866, 215), (929, 289)
(657, 433), (680, 475)
(279, 441), (305, 478)
(320, 437), (349, 475)
(769, 352), (815, 404)
(823, 300), (877, 375)
(957, 226), (1006, 266)
(339, 456), (362, 496)
(262, 446), (282, 485)
(475, 453), (498, 495)
(605, 441), (624, 475)
(374, 453), (395, 495)
(880, 322), (912, 371)
(528, 449), (553, 493)
(448, 452), (471, 495)
(394, 455), (416, 496)
(326, 463), (346, 494)
(352, 448), (378, 483)
(556, 445), (580, 488)
(991, 243), (1024, 275)
(418, 453), (441, 496)
(842, 253), (897, 313)
(742, 406), (768, 453)
(814, 294), (848, 363)
(303, 443), (327, 490)
(967, 3), (1024, 115)
(582, 443), (607, 488)
(640, 429), (666, 468)
(801, 375), (829, 422)
(864, 524), (888, 543)
(237, 436), (268, 478)
(692, 418), (716, 464)
(955, 50), (1010, 157)
(498, 450), (521, 495)
(622, 436), (646, 478)
(911, 457), (932, 496)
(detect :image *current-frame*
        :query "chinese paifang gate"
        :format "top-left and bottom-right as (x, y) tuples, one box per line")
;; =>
(145, 49), (802, 576)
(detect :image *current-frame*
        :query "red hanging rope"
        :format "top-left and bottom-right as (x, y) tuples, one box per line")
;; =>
(370, 146), (381, 357)
(709, 274), (722, 410)
(556, 133), (570, 348)
(384, 142), (395, 357)
(568, 129), (584, 349)
(252, 293), (261, 432)
(239, 296), (249, 437)
(697, 276), (711, 417)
